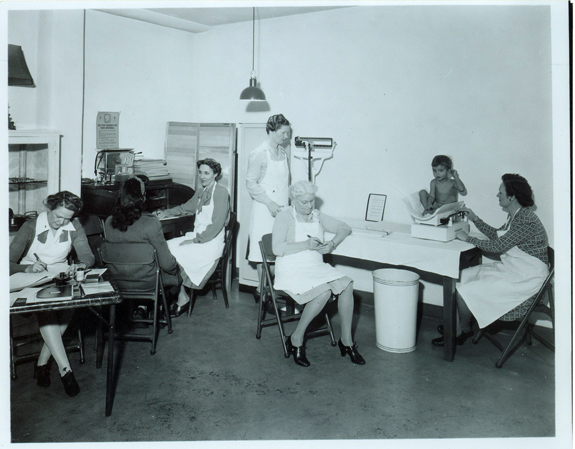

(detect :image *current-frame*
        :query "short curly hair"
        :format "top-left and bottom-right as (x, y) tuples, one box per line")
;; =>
(502, 173), (534, 207)
(44, 191), (83, 215)
(431, 155), (453, 170)
(266, 114), (290, 134)
(289, 181), (318, 201)
(197, 158), (222, 180)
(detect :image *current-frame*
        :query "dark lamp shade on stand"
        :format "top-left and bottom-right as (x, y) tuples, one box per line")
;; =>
(8, 44), (35, 87)
(240, 76), (266, 101)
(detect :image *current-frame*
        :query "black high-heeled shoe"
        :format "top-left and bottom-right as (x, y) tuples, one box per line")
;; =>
(169, 301), (190, 318)
(431, 330), (474, 347)
(33, 361), (51, 388)
(338, 339), (366, 365)
(286, 336), (310, 367)
(60, 369), (80, 397)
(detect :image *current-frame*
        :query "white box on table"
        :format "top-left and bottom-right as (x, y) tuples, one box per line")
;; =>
(410, 221), (470, 242)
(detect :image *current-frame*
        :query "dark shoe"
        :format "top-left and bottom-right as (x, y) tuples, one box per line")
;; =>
(431, 330), (474, 347)
(169, 301), (190, 318)
(253, 290), (261, 303)
(133, 307), (149, 328)
(264, 299), (276, 315)
(338, 339), (366, 365)
(34, 361), (51, 388)
(286, 336), (310, 367)
(60, 369), (80, 397)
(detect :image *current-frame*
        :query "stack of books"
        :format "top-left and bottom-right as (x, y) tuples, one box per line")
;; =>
(133, 158), (171, 180)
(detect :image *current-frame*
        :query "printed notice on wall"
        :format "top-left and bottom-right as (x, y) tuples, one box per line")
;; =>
(96, 112), (120, 149)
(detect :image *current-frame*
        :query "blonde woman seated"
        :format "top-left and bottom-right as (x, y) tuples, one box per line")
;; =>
(272, 181), (366, 367)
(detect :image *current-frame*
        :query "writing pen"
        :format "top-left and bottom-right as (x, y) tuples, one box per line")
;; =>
(33, 253), (48, 271)
(307, 235), (324, 243)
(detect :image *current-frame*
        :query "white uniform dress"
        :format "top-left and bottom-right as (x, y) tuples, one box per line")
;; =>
(456, 222), (549, 329)
(273, 209), (351, 304)
(247, 148), (289, 263)
(21, 211), (72, 273)
(168, 183), (225, 287)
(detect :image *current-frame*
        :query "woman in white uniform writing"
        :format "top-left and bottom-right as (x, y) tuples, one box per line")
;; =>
(432, 174), (549, 346)
(157, 159), (230, 317)
(272, 181), (366, 367)
(10, 191), (95, 396)
(246, 114), (291, 300)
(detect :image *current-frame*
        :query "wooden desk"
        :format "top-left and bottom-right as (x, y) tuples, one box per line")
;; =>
(331, 219), (481, 362)
(10, 280), (122, 416)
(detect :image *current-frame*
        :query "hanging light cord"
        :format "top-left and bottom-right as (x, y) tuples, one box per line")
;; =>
(251, 7), (255, 74)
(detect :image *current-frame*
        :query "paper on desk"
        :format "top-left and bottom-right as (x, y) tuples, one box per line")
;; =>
(10, 287), (44, 306)
(10, 273), (54, 292)
(80, 281), (115, 296)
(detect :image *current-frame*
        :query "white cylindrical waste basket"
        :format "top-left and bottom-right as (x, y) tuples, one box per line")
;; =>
(372, 268), (420, 353)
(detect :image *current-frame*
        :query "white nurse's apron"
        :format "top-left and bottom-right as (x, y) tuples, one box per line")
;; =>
(248, 149), (289, 263)
(273, 209), (344, 303)
(168, 183), (225, 287)
(457, 217), (549, 329)
(21, 212), (73, 272)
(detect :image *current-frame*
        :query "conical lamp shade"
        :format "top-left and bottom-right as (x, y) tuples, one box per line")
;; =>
(240, 76), (266, 101)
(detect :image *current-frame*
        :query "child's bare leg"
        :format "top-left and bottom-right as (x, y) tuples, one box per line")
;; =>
(419, 190), (430, 208)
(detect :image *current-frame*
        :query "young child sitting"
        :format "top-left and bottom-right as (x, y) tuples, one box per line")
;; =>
(419, 155), (467, 215)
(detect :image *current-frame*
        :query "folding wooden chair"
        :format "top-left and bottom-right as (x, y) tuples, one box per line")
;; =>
(201, 211), (237, 309)
(473, 247), (555, 368)
(99, 241), (173, 355)
(255, 233), (336, 357)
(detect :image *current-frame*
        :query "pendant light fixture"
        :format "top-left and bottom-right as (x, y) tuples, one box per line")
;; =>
(240, 7), (266, 101)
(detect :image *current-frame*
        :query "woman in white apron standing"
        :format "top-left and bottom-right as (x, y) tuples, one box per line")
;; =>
(431, 174), (549, 346)
(10, 191), (95, 397)
(157, 159), (230, 317)
(272, 181), (366, 367)
(246, 114), (291, 300)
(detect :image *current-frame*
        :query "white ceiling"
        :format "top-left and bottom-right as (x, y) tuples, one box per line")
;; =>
(100, 6), (350, 33)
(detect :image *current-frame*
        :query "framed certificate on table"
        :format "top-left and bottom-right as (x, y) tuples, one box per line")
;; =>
(365, 193), (387, 222)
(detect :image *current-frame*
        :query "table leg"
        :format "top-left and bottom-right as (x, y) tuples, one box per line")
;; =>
(442, 277), (457, 362)
(105, 304), (116, 417)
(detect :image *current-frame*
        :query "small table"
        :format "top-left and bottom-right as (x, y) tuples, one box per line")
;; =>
(10, 280), (122, 416)
(331, 219), (481, 362)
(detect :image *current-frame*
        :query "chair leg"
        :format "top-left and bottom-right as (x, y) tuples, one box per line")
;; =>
(472, 328), (484, 344)
(160, 289), (173, 335)
(271, 295), (289, 358)
(495, 319), (531, 368)
(77, 328), (85, 364)
(211, 283), (218, 301)
(256, 289), (265, 339)
(150, 300), (159, 356)
(324, 313), (336, 346)
(221, 281), (229, 309)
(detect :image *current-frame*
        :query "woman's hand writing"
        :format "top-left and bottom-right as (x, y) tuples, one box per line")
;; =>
(154, 210), (166, 219)
(307, 236), (322, 250)
(316, 240), (336, 255)
(267, 201), (282, 218)
(25, 261), (47, 273)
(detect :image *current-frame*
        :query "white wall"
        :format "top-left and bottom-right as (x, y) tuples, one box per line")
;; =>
(188, 5), (557, 298)
(82, 10), (196, 175)
(6, 4), (566, 303)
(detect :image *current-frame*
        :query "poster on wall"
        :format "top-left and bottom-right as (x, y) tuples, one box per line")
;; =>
(96, 111), (120, 149)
